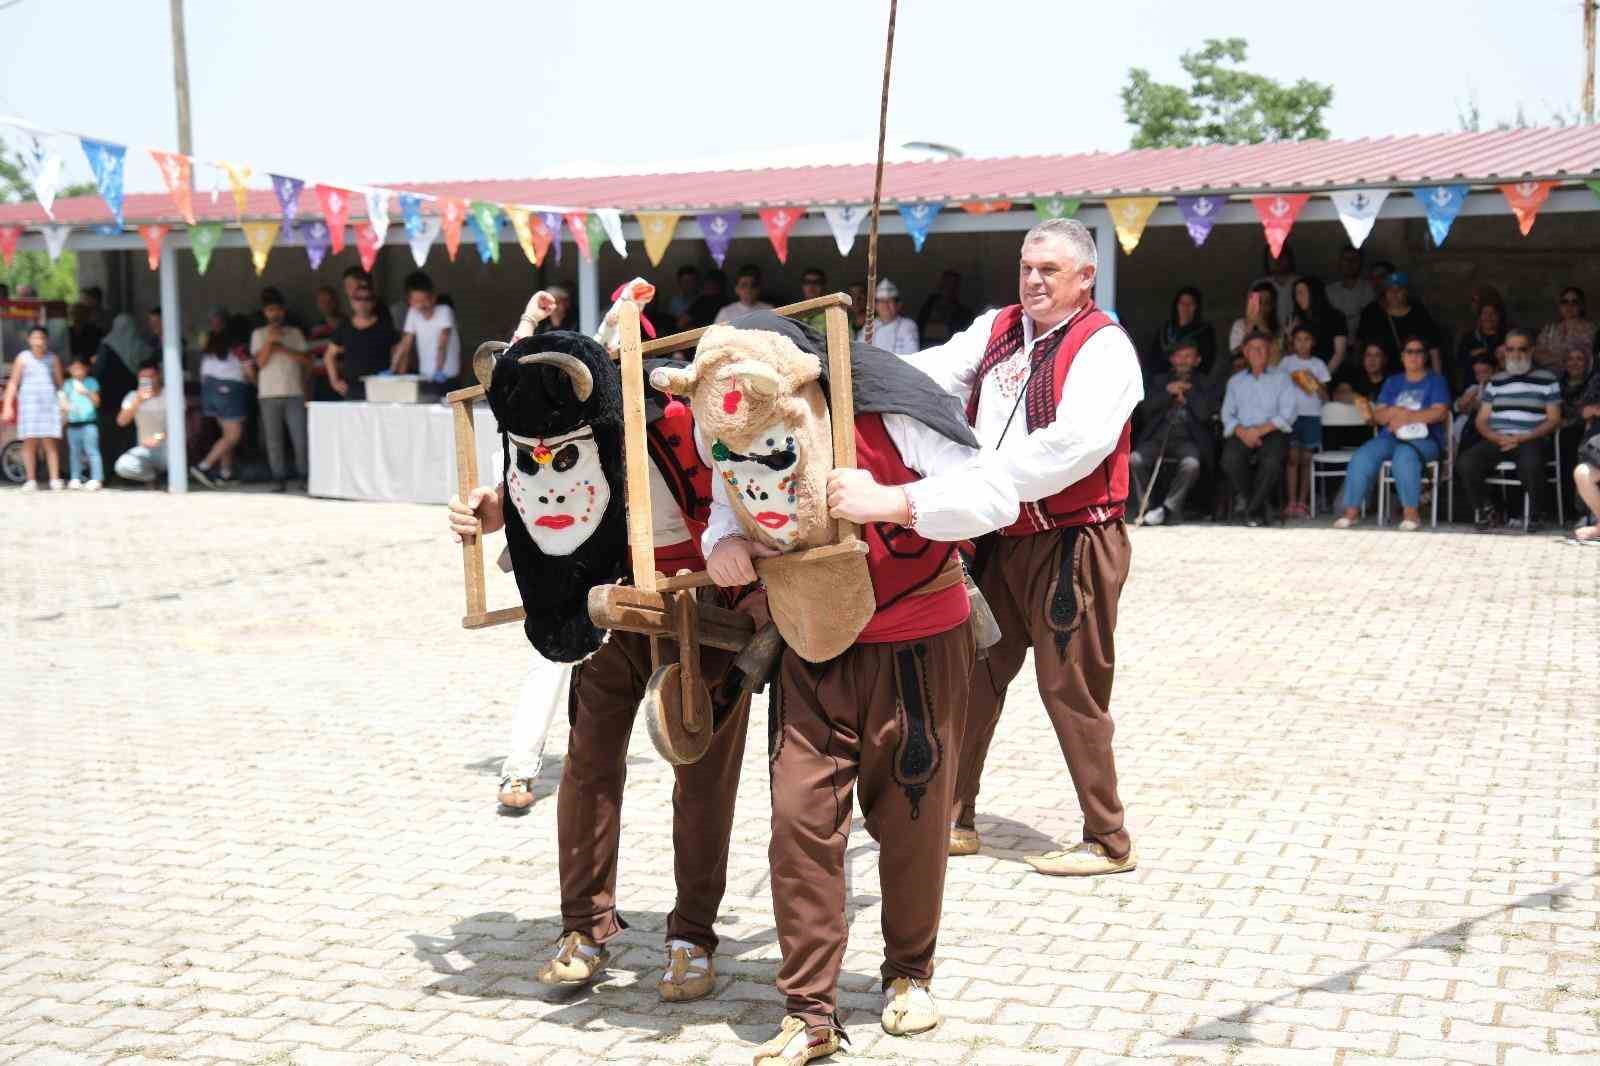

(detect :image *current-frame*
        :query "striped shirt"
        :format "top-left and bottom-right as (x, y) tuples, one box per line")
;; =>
(1482, 368), (1561, 436)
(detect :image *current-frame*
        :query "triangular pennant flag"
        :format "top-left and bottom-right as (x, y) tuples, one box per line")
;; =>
(1500, 181), (1556, 236)
(541, 212), (565, 266)
(1032, 196), (1080, 221)
(91, 223), (123, 236)
(1413, 185), (1468, 246)
(399, 193), (425, 237)
(407, 215), (441, 267)
(960, 200), (1013, 214)
(25, 137), (64, 218)
(150, 150), (196, 224)
(139, 224), (171, 271)
(189, 222), (223, 275)
(1589, 179), (1600, 204)
(79, 138), (127, 228)
(636, 211), (679, 267)
(0, 226), (20, 268)
(1328, 188), (1389, 248)
(365, 189), (392, 245)
(41, 224), (72, 262)
(315, 185), (350, 253)
(353, 221), (380, 273)
(1106, 196), (1161, 254)
(583, 213), (608, 259)
(594, 208), (626, 257)
(822, 205), (867, 256)
(1175, 195), (1225, 247)
(1252, 193), (1310, 258)
(469, 201), (503, 263)
(506, 207), (538, 266)
(439, 197), (467, 262)
(221, 162), (253, 219)
(302, 220), (332, 270)
(696, 210), (740, 267)
(270, 174), (305, 227)
(896, 202), (943, 252)
(564, 212), (593, 261)
(759, 206), (805, 264)
(240, 220), (280, 275)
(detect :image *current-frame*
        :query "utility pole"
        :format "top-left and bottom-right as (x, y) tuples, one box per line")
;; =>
(170, 0), (193, 156)
(1585, 0), (1596, 124)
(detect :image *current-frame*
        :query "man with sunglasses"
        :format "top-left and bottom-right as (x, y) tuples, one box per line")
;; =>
(323, 285), (403, 401)
(1456, 328), (1563, 532)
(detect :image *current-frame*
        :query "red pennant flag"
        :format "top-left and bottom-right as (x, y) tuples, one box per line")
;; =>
(150, 150), (195, 224)
(959, 200), (1013, 215)
(439, 197), (467, 261)
(1252, 193), (1310, 258)
(1499, 181), (1556, 236)
(315, 185), (351, 253)
(528, 213), (554, 265)
(563, 212), (592, 261)
(0, 225), (19, 267)
(353, 221), (380, 273)
(759, 206), (806, 264)
(139, 224), (171, 270)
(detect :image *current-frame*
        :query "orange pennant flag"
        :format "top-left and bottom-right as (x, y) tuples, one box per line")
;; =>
(353, 221), (380, 273)
(439, 197), (467, 261)
(139, 224), (171, 270)
(960, 200), (1014, 214)
(1499, 181), (1556, 236)
(150, 151), (195, 224)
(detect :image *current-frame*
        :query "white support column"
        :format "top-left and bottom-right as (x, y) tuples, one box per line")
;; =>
(159, 237), (188, 493)
(577, 252), (599, 335)
(1093, 219), (1118, 315)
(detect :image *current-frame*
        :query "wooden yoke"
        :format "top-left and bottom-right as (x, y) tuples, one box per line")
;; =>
(617, 301), (658, 595)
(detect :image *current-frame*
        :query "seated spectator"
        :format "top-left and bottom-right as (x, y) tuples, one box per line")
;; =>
(1559, 343), (1594, 509)
(1453, 351), (1497, 453)
(1333, 337), (1451, 531)
(1453, 296), (1508, 394)
(1326, 244), (1374, 343)
(668, 264), (700, 329)
(714, 264), (774, 324)
(1334, 342), (1390, 406)
(1146, 285), (1216, 379)
(1277, 324), (1333, 518)
(190, 328), (254, 487)
(251, 287), (311, 492)
(1358, 272), (1443, 375)
(915, 269), (975, 346)
(394, 271), (460, 384)
(1569, 368), (1600, 543)
(535, 284), (579, 334)
(1536, 286), (1593, 372)
(1456, 328), (1563, 532)
(687, 269), (728, 328)
(113, 359), (169, 484)
(1220, 331), (1297, 526)
(59, 353), (103, 490)
(1252, 244), (1298, 323)
(1130, 339), (1216, 526)
(1227, 280), (1280, 359)
(797, 267), (828, 334)
(1285, 276), (1348, 377)
(324, 284), (402, 400)
(1367, 259), (1396, 293)
(859, 278), (918, 354)
(846, 281), (869, 332)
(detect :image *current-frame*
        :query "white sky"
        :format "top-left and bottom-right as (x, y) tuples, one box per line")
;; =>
(0, 0), (1589, 195)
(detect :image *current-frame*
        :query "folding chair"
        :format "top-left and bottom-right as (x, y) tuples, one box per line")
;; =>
(1483, 432), (1564, 530)
(1378, 428), (1451, 528)
(1309, 401), (1373, 518)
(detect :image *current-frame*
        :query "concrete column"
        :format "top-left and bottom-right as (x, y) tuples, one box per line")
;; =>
(159, 235), (188, 493)
(577, 251), (599, 335)
(1093, 220), (1117, 315)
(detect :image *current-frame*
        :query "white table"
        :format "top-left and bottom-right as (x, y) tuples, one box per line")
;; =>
(307, 401), (502, 505)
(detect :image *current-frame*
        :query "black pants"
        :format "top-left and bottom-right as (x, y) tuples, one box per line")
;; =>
(1457, 437), (1551, 516)
(1219, 432), (1287, 516)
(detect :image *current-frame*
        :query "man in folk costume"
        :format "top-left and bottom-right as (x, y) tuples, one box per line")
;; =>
(447, 292), (752, 1003)
(916, 218), (1143, 876)
(654, 312), (1019, 1064)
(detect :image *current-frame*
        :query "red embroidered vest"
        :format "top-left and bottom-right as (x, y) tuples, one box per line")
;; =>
(970, 303), (1132, 535)
(647, 409), (713, 572)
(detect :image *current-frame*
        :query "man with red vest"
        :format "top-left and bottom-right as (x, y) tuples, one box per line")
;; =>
(916, 217), (1143, 878)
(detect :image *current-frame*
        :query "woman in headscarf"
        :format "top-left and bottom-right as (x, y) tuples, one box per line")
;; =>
(1146, 286), (1216, 378)
(93, 312), (152, 476)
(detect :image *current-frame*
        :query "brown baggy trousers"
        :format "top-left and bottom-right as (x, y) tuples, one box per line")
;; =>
(952, 521), (1133, 858)
(555, 630), (751, 952)
(767, 623), (975, 1028)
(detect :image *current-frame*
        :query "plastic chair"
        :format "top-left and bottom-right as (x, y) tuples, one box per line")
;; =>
(1309, 401), (1373, 518)
(1378, 428), (1451, 529)
(1483, 433), (1564, 529)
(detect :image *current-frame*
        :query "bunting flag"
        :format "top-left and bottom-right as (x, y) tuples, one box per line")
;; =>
(315, 185), (350, 253)
(241, 220), (280, 275)
(1500, 180), (1556, 236)
(469, 201), (502, 263)
(897, 202), (943, 252)
(1175, 195), (1225, 247)
(41, 224), (72, 262)
(822, 204), (867, 256)
(1033, 196), (1080, 221)
(697, 210), (740, 267)
(1329, 188), (1389, 248)
(353, 221), (381, 272)
(150, 150), (196, 224)
(1589, 179), (1600, 204)
(435, 197), (465, 261)
(138, 224), (170, 270)
(594, 208), (626, 257)
(91, 223), (123, 236)
(24, 137), (63, 218)
(1414, 185), (1468, 246)
(759, 206), (804, 263)
(270, 174), (305, 227)
(506, 207), (538, 266)
(221, 162), (253, 219)
(960, 200), (1013, 214)
(365, 189), (392, 245)
(407, 215), (442, 267)
(1106, 196), (1160, 254)
(302, 220), (332, 269)
(540, 212), (565, 266)
(1252, 193), (1310, 257)
(189, 222), (223, 275)
(583, 213), (608, 260)
(636, 211), (679, 267)
(0, 226), (20, 267)
(79, 138), (127, 228)
(563, 212), (593, 261)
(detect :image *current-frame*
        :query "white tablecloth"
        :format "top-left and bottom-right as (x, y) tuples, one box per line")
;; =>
(307, 401), (502, 504)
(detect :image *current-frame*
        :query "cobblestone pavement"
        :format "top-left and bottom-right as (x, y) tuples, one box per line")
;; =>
(5, 488), (1598, 1066)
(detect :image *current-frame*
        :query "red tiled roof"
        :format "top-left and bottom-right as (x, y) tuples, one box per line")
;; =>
(4, 126), (1598, 228)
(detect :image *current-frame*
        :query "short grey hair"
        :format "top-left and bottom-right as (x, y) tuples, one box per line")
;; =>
(1022, 217), (1097, 272)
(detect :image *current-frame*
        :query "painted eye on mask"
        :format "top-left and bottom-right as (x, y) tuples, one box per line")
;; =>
(515, 449), (542, 476)
(553, 443), (579, 472)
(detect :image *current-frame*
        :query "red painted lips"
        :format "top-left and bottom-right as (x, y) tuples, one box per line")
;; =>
(535, 515), (575, 529)
(754, 511), (790, 529)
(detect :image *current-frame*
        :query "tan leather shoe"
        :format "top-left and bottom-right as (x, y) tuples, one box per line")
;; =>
(881, 976), (940, 1036)
(753, 1015), (841, 1066)
(948, 826), (980, 856)
(536, 931), (609, 986)
(657, 942), (716, 1002)
(1025, 841), (1137, 877)
(497, 776), (535, 810)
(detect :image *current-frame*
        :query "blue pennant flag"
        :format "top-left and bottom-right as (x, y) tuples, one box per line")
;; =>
(1414, 184), (1468, 247)
(301, 221), (332, 269)
(1175, 195), (1225, 247)
(897, 201), (943, 252)
(399, 193), (425, 237)
(467, 202), (501, 263)
(270, 174), (305, 226)
(79, 138), (126, 228)
(696, 210), (741, 267)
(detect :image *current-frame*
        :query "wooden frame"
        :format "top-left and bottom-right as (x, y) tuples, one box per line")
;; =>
(445, 381), (525, 630)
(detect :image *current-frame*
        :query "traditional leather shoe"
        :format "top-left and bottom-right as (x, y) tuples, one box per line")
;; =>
(497, 776), (535, 810)
(948, 825), (980, 856)
(1025, 841), (1138, 877)
(536, 931), (609, 986)
(881, 977), (940, 1036)
(752, 1015), (841, 1066)
(657, 941), (716, 1002)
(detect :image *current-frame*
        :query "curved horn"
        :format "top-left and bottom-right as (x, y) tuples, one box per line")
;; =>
(472, 341), (508, 387)
(517, 350), (594, 402)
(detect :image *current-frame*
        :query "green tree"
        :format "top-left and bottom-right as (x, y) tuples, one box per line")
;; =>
(0, 140), (96, 302)
(1122, 38), (1334, 149)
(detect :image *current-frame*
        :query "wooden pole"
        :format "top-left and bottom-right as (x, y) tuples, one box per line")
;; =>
(863, 0), (898, 344)
(169, 0), (194, 159)
(618, 301), (658, 594)
(453, 399), (487, 622)
(1585, 0), (1597, 124)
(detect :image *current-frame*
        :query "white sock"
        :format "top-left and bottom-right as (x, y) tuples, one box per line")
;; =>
(666, 938), (709, 971)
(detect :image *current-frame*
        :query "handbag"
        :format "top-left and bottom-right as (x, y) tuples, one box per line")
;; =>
(1580, 430), (1600, 468)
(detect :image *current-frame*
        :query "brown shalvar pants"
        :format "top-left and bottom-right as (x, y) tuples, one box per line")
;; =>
(555, 630), (751, 953)
(953, 521), (1133, 858)
(767, 623), (975, 1029)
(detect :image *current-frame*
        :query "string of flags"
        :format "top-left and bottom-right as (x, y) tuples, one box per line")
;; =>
(0, 116), (1584, 277)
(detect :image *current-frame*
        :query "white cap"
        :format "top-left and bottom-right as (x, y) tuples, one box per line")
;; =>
(874, 278), (899, 300)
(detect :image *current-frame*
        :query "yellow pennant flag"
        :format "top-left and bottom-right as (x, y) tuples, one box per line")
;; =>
(506, 206), (539, 266)
(1105, 196), (1160, 254)
(635, 211), (680, 267)
(240, 220), (280, 275)
(221, 162), (254, 219)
